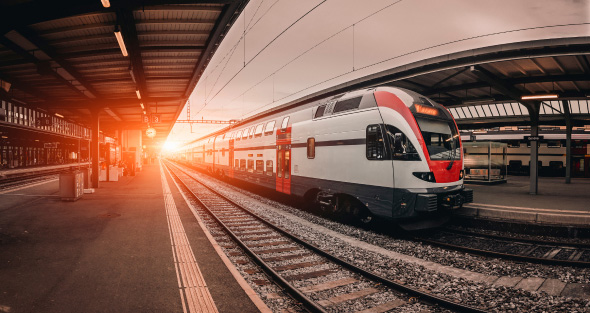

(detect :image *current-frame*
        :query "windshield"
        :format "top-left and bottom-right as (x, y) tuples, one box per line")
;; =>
(416, 118), (460, 160)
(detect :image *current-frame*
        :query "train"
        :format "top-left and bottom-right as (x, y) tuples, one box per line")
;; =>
(463, 130), (590, 178)
(174, 87), (473, 228)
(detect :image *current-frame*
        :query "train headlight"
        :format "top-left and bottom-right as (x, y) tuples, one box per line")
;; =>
(413, 171), (436, 183)
(459, 169), (465, 180)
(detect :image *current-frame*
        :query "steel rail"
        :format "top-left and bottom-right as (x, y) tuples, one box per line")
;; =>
(166, 160), (488, 313)
(415, 230), (589, 267)
(445, 227), (590, 249)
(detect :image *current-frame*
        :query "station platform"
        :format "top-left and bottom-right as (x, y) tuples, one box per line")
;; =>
(458, 176), (590, 227)
(0, 163), (267, 313)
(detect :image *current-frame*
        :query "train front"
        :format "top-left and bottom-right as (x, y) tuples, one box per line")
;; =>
(373, 87), (473, 226)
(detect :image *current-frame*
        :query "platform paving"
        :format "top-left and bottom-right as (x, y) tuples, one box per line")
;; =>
(0, 164), (262, 313)
(459, 176), (590, 226)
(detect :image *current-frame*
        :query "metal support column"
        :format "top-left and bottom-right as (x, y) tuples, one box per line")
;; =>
(91, 108), (100, 188)
(562, 100), (572, 184)
(528, 104), (540, 195)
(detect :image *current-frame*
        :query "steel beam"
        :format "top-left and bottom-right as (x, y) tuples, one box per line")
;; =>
(16, 27), (102, 99)
(563, 100), (572, 184)
(117, 9), (150, 113)
(91, 108), (101, 188)
(527, 104), (541, 195)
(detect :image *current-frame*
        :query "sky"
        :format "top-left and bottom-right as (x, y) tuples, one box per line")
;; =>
(163, 0), (590, 151)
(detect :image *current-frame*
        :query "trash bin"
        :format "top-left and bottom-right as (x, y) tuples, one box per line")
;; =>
(60, 171), (84, 201)
(108, 165), (118, 182)
(81, 167), (91, 189)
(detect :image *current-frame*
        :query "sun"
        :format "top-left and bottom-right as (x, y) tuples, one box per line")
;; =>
(162, 141), (179, 152)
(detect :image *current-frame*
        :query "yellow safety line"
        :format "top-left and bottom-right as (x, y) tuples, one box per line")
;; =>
(159, 161), (219, 313)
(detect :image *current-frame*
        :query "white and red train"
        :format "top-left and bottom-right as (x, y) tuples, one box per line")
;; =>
(175, 87), (472, 225)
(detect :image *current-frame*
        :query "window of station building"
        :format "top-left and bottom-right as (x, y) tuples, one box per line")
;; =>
(240, 159), (246, 170)
(314, 105), (327, 118)
(281, 116), (289, 130)
(265, 160), (273, 176)
(249, 126), (255, 138)
(307, 138), (315, 159)
(254, 124), (264, 137)
(247, 159), (254, 172)
(236, 130), (242, 140)
(264, 121), (275, 135)
(221, 148), (225, 157)
(234, 159), (239, 168)
(242, 129), (249, 139)
(256, 160), (264, 174)
(333, 97), (362, 114)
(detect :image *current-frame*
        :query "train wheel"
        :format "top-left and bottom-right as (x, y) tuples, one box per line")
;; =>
(340, 196), (373, 225)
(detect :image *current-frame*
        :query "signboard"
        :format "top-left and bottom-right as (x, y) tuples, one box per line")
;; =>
(142, 115), (149, 123)
(151, 114), (161, 123)
(525, 136), (544, 141)
(146, 128), (156, 138)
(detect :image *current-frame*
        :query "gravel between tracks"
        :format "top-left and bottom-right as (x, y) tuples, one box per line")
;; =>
(183, 168), (590, 312)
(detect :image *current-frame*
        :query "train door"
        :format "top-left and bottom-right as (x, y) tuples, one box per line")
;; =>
(276, 117), (291, 194)
(229, 137), (234, 178)
(572, 156), (590, 178)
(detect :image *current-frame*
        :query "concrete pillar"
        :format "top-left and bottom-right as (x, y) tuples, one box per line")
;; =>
(528, 104), (540, 195)
(562, 100), (572, 184)
(91, 108), (100, 188)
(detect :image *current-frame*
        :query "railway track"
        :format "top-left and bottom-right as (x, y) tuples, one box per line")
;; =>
(165, 161), (486, 313)
(415, 227), (590, 267)
(0, 172), (59, 191)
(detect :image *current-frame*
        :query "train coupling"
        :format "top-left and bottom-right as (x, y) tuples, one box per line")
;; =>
(442, 189), (473, 210)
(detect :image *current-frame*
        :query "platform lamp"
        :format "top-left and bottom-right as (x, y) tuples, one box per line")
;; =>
(114, 25), (128, 57)
(0, 79), (10, 93)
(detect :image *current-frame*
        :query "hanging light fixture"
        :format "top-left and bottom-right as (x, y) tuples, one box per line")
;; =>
(521, 94), (558, 100)
(114, 25), (128, 56)
(101, 0), (110, 8)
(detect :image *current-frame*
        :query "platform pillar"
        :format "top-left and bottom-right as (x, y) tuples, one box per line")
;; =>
(528, 104), (540, 195)
(91, 108), (101, 188)
(563, 100), (572, 184)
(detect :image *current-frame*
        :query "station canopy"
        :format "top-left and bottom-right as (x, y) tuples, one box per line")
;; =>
(0, 0), (246, 142)
(383, 41), (590, 129)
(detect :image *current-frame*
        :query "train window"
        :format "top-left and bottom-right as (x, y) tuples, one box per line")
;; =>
(235, 159), (239, 168)
(547, 141), (561, 148)
(249, 126), (255, 138)
(266, 160), (273, 176)
(264, 121), (275, 135)
(240, 159), (246, 170)
(254, 124), (264, 137)
(256, 160), (264, 173)
(242, 129), (249, 139)
(384, 125), (420, 161)
(307, 138), (315, 159)
(247, 159), (254, 172)
(366, 124), (386, 160)
(333, 97), (362, 114)
(278, 151), (283, 178)
(314, 105), (327, 118)
(281, 117), (289, 130)
(284, 150), (290, 179)
(507, 141), (520, 148)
